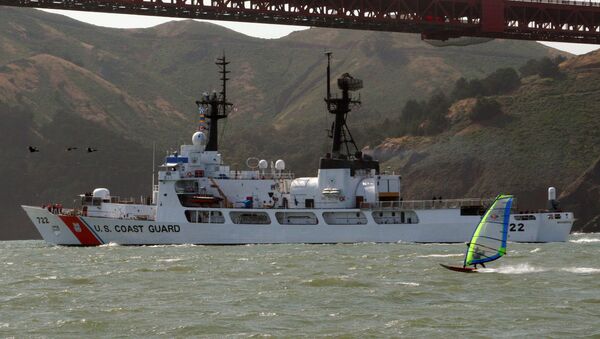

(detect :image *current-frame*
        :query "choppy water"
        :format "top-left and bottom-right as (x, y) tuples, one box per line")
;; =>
(1, 234), (599, 337)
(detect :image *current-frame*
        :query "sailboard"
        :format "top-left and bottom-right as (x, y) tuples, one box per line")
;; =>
(441, 194), (514, 273)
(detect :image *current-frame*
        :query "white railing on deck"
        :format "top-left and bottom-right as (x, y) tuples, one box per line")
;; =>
(226, 171), (295, 180)
(361, 198), (497, 210)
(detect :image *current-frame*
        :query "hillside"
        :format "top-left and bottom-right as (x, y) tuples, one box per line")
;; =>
(0, 7), (573, 239)
(367, 51), (600, 231)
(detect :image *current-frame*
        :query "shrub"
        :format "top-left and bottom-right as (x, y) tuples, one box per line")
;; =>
(469, 97), (503, 122)
(424, 91), (449, 134)
(483, 68), (520, 95)
(451, 77), (471, 100)
(451, 77), (488, 100)
(400, 99), (425, 134)
(453, 68), (520, 101)
(519, 57), (562, 79)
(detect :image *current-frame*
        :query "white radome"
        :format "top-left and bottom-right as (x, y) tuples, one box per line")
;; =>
(192, 131), (206, 146)
(92, 188), (110, 200)
(275, 159), (285, 170)
(548, 186), (557, 201)
(258, 159), (268, 169)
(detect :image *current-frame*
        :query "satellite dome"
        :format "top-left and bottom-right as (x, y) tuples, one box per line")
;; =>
(275, 159), (285, 171)
(258, 159), (268, 169)
(92, 188), (110, 200)
(192, 131), (206, 146)
(548, 187), (557, 201)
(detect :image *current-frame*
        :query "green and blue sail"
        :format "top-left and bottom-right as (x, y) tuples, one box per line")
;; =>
(464, 194), (514, 267)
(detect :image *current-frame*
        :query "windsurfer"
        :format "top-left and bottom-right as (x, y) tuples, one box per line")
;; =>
(472, 246), (486, 269)
(465, 243), (486, 269)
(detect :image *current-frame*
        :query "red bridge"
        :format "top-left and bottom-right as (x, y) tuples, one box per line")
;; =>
(2, 0), (600, 44)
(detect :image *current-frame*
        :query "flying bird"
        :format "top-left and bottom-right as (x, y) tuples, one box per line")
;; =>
(87, 147), (98, 153)
(66, 147), (78, 151)
(28, 146), (40, 153)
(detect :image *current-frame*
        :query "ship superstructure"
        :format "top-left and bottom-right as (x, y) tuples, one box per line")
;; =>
(22, 55), (574, 245)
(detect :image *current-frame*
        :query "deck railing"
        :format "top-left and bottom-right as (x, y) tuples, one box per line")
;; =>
(226, 171), (295, 180)
(360, 198), (497, 210)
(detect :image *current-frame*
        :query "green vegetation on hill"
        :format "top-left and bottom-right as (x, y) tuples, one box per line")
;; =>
(366, 56), (564, 143)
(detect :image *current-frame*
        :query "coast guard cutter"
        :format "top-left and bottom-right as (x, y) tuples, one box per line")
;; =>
(22, 55), (574, 245)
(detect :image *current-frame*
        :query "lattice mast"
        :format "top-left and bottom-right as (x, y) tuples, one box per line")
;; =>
(195, 54), (233, 152)
(324, 52), (362, 160)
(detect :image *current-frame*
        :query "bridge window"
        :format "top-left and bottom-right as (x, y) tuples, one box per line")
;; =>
(175, 180), (198, 193)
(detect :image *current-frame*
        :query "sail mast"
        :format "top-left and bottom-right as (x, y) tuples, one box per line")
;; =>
(464, 195), (514, 267)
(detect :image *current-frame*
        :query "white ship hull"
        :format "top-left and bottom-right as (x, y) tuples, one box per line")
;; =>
(22, 205), (573, 245)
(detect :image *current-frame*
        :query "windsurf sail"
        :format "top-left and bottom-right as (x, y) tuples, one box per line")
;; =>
(464, 195), (513, 267)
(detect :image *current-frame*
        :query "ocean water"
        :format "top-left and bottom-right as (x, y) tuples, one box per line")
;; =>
(1, 234), (599, 337)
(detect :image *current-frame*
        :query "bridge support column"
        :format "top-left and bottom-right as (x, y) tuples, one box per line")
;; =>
(481, 0), (505, 33)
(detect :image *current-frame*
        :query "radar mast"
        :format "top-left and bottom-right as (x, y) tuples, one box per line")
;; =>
(320, 53), (379, 175)
(324, 52), (362, 160)
(195, 54), (233, 152)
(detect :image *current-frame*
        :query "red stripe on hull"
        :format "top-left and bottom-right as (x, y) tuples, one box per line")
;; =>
(59, 215), (101, 245)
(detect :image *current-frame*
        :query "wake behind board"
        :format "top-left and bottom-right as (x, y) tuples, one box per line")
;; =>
(439, 263), (478, 273)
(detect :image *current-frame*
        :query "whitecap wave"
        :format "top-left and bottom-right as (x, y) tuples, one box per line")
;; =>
(530, 248), (541, 253)
(259, 312), (277, 317)
(147, 243), (198, 248)
(417, 254), (463, 258)
(99, 242), (121, 247)
(485, 263), (547, 274)
(36, 275), (58, 280)
(157, 258), (183, 263)
(569, 238), (600, 243)
(172, 243), (198, 247)
(561, 267), (600, 274)
(396, 281), (420, 286)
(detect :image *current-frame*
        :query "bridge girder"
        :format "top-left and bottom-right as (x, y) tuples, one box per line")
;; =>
(2, 0), (600, 44)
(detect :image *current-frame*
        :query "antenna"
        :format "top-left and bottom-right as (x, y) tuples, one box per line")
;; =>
(217, 51), (231, 119)
(151, 141), (156, 201)
(325, 51), (332, 101)
(195, 54), (233, 152)
(323, 52), (362, 159)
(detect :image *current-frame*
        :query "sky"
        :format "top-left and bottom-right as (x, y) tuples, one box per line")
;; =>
(41, 9), (600, 55)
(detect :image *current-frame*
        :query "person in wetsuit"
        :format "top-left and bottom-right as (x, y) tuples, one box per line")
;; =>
(466, 243), (486, 269)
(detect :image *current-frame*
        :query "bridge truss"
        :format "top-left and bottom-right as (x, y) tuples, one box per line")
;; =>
(2, 0), (600, 43)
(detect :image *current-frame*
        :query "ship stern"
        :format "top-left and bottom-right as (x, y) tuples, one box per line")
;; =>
(536, 212), (574, 242)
